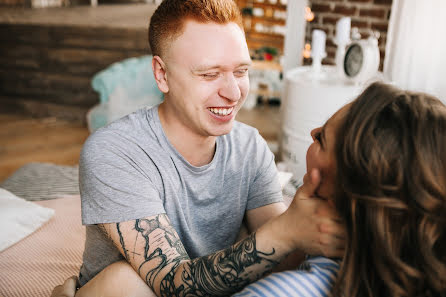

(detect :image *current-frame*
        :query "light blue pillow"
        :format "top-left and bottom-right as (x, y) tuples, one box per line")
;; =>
(88, 55), (164, 132)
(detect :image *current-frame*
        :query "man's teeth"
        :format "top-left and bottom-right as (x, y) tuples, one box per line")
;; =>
(209, 107), (233, 116)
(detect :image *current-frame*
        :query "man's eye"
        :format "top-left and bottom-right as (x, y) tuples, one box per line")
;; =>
(202, 73), (219, 79)
(234, 69), (248, 76)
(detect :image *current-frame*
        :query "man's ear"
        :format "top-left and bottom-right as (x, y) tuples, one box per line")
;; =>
(152, 55), (169, 93)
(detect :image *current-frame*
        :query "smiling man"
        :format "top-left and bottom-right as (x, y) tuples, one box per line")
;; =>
(68, 1), (345, 296)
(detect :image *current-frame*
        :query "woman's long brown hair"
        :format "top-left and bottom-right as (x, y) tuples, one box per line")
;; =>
(332, 82), (446, 297)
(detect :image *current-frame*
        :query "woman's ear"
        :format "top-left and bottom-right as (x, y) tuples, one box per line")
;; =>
(152, 56), (169, 94)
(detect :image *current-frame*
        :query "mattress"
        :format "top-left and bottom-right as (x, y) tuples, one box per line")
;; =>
(0, 195), (85, 297)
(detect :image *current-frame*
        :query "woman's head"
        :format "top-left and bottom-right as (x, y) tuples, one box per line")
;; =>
(329, 82), (446, 296)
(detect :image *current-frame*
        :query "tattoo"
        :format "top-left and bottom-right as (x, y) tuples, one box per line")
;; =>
(173, 233), (278, 296)
(116, 215), (188, 291)
(116, 223), (129, 260)
(116, 215), (278, 297)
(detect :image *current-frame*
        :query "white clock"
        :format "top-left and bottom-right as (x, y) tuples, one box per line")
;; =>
(342, 36), (380, 84)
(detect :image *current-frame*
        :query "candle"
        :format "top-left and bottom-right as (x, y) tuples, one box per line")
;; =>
(335, 17), (351, 45)
(311, 29), (326, 59)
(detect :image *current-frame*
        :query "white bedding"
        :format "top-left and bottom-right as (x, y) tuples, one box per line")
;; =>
(0, 188), (54, 252)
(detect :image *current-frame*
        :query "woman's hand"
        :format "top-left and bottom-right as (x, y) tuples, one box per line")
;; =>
(51, 276), (78, 297)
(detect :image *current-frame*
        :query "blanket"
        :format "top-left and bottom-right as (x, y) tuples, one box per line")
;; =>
(0, 195), (85, 297)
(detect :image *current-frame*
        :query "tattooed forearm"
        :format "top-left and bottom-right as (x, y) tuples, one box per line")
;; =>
(173, 233), (278, 296)
(111, 214), (279, 297)
(155, 233), (278, 296)
(115, 215), (189, 293)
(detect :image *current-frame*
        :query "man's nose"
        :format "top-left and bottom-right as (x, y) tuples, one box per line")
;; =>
(219, 73), (241, 102)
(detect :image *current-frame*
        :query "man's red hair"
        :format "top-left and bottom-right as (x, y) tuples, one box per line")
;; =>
(148, 0), (243, 57)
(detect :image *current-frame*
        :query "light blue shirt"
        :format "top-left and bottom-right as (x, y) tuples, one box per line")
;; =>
(233, 256), (340, 297)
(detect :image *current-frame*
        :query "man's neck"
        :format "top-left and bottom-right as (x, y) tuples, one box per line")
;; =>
(158, 103), (216, 167)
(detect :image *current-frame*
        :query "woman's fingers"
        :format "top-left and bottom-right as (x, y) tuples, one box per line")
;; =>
(50, 276), (78, 297)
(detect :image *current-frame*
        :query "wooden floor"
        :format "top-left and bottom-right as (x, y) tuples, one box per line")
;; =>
(0, 105), (280, 183)
(0, 113), (89, 183)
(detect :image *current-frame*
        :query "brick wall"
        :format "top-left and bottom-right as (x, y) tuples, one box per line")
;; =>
(304, 0), (393, 69)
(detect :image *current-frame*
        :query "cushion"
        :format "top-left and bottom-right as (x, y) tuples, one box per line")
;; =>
(0, 188), (54, 252)
(0, 162), (79, 201)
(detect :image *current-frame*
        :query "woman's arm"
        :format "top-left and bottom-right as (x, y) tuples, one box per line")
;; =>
(51, 276), (79, 297)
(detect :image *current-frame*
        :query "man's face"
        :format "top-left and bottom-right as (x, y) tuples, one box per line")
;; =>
(162, 20), (251, 137)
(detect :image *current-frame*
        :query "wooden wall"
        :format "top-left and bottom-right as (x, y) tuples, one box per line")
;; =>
(0, 0), (27, 6)
(0, 24), (149, 123)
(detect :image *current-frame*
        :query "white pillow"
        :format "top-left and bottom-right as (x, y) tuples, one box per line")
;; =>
(0, 188), (54, 252)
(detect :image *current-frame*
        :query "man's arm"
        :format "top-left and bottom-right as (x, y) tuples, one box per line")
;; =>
(98, 213), (285, 297)
(92, 169), (344, 297)
(97, 214), (285, 296)
(247, 169), (345, 256)
(243, 169), (345, 272)
(243, 187), (345, 272)
(57, 170), (344, 297)
(244, 201), (287, 233)
(244, 202), (307, 272)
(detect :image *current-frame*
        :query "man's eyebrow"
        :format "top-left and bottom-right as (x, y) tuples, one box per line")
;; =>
(193, 65), (220, 72)
(237, 61), (252, 67)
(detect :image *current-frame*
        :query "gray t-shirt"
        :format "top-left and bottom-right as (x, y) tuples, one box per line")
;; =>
(78, 105), (283, 286)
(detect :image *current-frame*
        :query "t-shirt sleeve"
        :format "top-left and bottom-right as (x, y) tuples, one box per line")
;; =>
(80, 131), (165, 225)
(246, 131), (283, 210)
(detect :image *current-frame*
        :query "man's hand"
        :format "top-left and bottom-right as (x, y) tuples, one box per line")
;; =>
(51, 276), (78, 297)
(283, 169), (346, 257)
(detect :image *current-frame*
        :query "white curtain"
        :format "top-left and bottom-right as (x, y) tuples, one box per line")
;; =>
(384, 0), (446, 102)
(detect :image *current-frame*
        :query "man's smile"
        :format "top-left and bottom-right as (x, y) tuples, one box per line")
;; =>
(207, 106), (234, 116)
